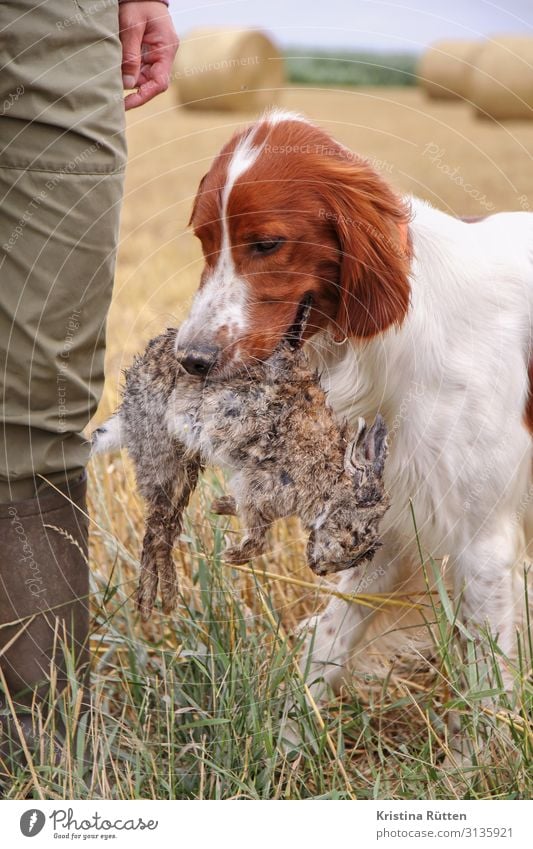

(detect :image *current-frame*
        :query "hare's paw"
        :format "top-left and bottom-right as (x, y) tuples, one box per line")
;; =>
(223, 545), (249, 564)
(211, 495), (237, 516)
(223, 538), (263, 564)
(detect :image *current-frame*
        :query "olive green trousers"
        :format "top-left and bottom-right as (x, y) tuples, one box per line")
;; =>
(0, 0), (126, 502)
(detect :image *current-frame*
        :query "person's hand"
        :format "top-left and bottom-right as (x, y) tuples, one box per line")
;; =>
(119, 1), (179, 110)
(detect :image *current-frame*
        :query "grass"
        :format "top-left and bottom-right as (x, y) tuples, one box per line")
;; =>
(1, 458), (531, 799)
(284, 49), (418, 88)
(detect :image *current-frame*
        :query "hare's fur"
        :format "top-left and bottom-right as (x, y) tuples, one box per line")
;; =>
(93, 329), (389, 619)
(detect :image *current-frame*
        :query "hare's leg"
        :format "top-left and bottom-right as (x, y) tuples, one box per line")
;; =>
(137, 457), (201, 619)
(223, 502), (272, 564)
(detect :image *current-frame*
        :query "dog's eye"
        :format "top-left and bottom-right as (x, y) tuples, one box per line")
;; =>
(251, 237), (285, 256)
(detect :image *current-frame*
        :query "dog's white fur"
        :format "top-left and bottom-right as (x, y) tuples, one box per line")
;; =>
(301, 197), (533, 696)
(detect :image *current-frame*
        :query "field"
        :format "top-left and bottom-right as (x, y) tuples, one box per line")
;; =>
(6, 84), (533, 799)
(284, 49), (417, 87)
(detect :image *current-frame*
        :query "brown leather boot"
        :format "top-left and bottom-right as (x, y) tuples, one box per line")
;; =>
(0, 474), (89, 767)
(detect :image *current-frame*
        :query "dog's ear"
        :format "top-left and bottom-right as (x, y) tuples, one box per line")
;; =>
(188, 173), (208, 228)
(344, 414), (388, 478)
(317, 155), (411, 340)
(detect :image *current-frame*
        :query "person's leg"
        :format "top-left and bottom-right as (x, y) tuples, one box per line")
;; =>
(0, 0), (126, 760)
(0, 476), (89, 763)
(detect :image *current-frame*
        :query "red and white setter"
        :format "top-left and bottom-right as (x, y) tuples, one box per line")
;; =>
(177, 110), (533, 703)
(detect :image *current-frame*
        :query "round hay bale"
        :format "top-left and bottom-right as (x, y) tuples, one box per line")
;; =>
(418, 39), (482, 99)
(174, 28), (285, 112)
(468, 36), (533, 120)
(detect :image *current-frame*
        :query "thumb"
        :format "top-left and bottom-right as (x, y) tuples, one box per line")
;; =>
(120, 22), (143, 89)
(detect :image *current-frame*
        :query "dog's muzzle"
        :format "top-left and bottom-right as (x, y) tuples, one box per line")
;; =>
(177, 345), (219, 377)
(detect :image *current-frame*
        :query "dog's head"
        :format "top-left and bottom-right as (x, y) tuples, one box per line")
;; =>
(177, 111), (411, 377)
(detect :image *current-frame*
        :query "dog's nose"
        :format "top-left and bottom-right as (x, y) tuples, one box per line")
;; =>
(178, 345), (219, 377)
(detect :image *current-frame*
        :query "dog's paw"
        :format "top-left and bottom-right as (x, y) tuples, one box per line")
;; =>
(278, 711), (329, 758)
(278, 717), (305, 755)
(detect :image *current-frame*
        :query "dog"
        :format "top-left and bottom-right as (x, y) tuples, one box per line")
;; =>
(175, 108), (533, 703)
(92, 301), (389, 620)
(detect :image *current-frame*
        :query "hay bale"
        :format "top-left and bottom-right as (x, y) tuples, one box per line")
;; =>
(175, 28), (285, 112)
(468, 36), (533, 120)
(418, 39), (482, 99)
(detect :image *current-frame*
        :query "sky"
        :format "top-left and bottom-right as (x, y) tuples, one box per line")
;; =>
(171, 0), (533, 53)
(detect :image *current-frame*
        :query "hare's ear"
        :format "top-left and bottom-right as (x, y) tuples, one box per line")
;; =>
(344, 417), (367, 476)
(344, 414), (388, 478)
(364, 414), (388, 476)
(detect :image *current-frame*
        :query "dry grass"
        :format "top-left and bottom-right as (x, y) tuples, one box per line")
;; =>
(7, 85), (531, 800)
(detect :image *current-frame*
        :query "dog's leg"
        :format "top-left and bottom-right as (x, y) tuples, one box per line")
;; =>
(299, 544), (397, 702)
(279, 545), (398, 750)
(444, 523), (522, 766)
(454, 523), (520, 690)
